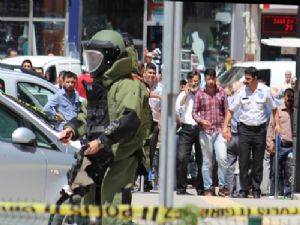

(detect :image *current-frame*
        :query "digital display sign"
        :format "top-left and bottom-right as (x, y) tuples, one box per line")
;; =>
(262, 15), (298, 35)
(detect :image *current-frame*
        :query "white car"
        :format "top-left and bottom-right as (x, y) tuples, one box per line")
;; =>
(219, 61), (296, 89)
(1, 55), (82, 83)
(0, 64), (58, 110)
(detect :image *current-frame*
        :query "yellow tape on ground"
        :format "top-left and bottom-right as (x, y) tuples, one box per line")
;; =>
(0, 202), (300, 223)
(0, 202), (180, 223)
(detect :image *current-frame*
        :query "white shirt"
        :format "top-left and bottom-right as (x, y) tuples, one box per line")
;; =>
(176, 90), (197, 125)
(149, 82), (163, 122)
(229, 83), (277, 126)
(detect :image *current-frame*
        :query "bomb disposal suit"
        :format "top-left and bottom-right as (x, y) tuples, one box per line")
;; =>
(64, 30), (151, 204)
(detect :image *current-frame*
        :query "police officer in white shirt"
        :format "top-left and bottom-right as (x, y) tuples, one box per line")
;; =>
(175, 71), (204, 195)
(222, 66), (280, 198)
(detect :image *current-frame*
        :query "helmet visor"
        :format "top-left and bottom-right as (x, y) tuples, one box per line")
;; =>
(82, 50), (104, 73)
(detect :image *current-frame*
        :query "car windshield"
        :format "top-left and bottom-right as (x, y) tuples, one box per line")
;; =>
(219, 66), (246, 87)
(3, 92), (56, 129)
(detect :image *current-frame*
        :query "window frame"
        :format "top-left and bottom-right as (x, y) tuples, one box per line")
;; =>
(0, 0), (68, 55)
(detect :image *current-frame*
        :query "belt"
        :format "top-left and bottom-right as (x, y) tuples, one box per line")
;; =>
(181, 123), (198, 129)
(239, 122), (266, 130)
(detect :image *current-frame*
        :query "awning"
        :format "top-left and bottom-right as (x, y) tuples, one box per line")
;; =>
(261, 38), (300, 48)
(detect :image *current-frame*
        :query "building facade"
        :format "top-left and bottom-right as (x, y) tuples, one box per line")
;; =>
(0, 0), (78, 57)
(1, 1), (296, 66)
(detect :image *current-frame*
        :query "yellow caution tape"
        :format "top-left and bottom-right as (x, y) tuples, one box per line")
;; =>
(0, 202), (300, 223)
(0, 203), (179, 223)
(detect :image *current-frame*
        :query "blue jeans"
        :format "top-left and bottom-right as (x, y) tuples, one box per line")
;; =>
(270, 145), (293, 196)
(225, 133), (240, 194)
(200, 131), (227, 190)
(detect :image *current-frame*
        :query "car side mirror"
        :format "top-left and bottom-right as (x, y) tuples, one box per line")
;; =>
(12, 127), (36, 145)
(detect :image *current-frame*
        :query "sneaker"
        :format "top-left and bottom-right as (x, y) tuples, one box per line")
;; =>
(252, 191), (261, 199)
(218, 187), (230, 197)
(176, 189), (187, 195)
(239, 190), (249, 198)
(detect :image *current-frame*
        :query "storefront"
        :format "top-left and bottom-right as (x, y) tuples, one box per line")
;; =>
(0, 0), (235, 68)
(182, 3), (232, 69)
(260, 4), (298, 61)
(81, 0), (144, 59)
(0, 0), (71, 57)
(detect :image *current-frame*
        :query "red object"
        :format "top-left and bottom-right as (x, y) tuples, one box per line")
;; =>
(192, 87), (228, 134)
(262, 15), (298, 35)
(131, 74), (144, 81)
(75, 73), (94, 98)
(262, 4), (270, 9)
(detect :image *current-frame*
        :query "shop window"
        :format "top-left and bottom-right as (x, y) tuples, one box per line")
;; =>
(34, 22), (65, 55)
(33, 0), (66, 18)
(0, 22), (28, 57)
(182, 3), (232, 75)
(0, 0), (30, 17)
(82, 0), (144, 58)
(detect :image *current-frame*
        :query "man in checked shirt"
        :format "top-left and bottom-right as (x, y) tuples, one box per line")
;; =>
(192, 68), (229, 196)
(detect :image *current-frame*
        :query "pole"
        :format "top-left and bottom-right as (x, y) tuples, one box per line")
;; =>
(274, 135), (279, 199)
(142, 0), (148, 61)
(159, 1), (182, 207)
(293, 5), (300, 194)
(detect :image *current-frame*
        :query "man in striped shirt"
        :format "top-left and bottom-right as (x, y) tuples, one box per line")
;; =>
(192, 68), (228, 196)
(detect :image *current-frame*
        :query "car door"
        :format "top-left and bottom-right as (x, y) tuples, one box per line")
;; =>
(30, 127), (75, 203)
(0, 103), (47, 202)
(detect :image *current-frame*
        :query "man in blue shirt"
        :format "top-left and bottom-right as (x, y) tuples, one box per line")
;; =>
(43, 71), (80, 131)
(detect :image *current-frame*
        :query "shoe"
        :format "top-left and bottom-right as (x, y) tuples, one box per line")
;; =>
(253, 192), (261, 199)
(229, 192), (239, 198)
(196, 190), (205, 196)
(218, 187), (230, 197)
(204, 190), (213, 196)
(143, 181), (153, 192)
(239, 191), (249, 198)
(176, 189), (187, 195)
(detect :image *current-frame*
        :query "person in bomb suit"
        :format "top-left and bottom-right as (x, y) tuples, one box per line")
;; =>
(60, 30), (152, 205)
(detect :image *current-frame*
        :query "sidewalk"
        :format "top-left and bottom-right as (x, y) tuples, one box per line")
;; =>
(132, 187), (300, 208)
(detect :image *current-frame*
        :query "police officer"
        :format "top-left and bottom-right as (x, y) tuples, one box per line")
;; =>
(59, 30), (152, 205)
(222, 66), (280, 198)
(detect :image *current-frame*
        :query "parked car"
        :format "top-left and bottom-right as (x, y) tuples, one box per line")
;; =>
(218, 61), (296, 89)
(0, 55), (82, 83)
(0, 90), (79, 204)
(0, 64), (58, 110)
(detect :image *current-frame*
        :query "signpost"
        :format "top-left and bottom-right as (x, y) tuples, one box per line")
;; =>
(159, 1), (182, 207)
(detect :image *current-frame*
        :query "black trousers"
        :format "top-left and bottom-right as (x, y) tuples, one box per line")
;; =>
(149, 121), (159, 170)
(238, 122), (266, 194)
(176, 124), (204, 192)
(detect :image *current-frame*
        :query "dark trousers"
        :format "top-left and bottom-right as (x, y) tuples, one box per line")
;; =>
(149, 121), (159, 170)
(238, 123), (266, 194)
(176, 124), (204, 192)
(226, 133), (240, 193)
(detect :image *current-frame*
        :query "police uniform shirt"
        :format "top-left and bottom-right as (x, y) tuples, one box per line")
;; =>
(229, 82), (277, 126)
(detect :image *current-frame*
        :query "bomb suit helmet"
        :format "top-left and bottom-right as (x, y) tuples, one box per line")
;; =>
(82, 30), (126, 78)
